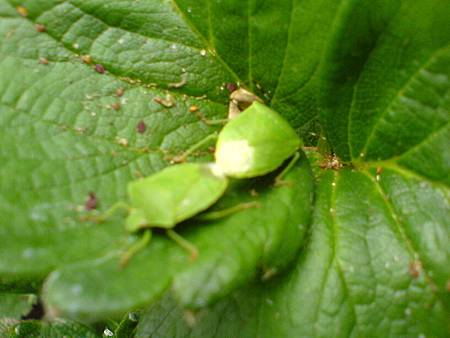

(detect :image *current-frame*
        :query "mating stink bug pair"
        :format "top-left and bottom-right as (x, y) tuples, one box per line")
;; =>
(101, 101), (301, 264)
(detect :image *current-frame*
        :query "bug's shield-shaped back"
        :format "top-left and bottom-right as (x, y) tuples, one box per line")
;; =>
(126, 163), (228, 231)
(215, 102), (301, 178)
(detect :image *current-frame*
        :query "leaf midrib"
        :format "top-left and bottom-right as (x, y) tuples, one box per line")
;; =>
(171, 0), (242, 85)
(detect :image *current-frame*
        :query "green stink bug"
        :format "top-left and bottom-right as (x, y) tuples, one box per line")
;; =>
(126, 101), (300, 228)
(125, 162), (227, 232)
(97, 100), (301, 264)
(215, 101), (301, 179)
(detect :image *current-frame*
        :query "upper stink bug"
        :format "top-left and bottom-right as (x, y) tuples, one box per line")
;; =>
(215, 101), (301, 179)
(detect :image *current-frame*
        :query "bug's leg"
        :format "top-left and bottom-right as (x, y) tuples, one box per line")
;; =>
(274, 151), (300, 187)
(166, 229), (199, 261)
(80, 201), (131, 223)
(191, 106), (229, 125)
(171, 132), (218, 163)
(196, 201), (260, 221)
(120, 230), (152, 267)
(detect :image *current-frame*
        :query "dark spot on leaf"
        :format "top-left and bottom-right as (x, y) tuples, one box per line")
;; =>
(95, 64), (105, 74)
(226, 83), (238, 93)
(409, 260), (422, 278)
(85, 192), (97, 210)
(35, 24), (46, 32)
(116, 88), (125, 97)
(111, 102), (121, 110)
(137, 121), (146, 134)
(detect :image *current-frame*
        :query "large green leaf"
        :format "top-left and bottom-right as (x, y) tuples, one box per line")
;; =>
(0, 0), (448, 336)
(1, 0), (314, 321)
(137, 170), (449, 337)
(320, 0), (450, 163)
(43, 156), (313, 321)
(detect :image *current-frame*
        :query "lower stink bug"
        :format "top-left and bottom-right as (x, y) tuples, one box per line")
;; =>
(96, 100), (301, 265)
(125, 163), (228, 232)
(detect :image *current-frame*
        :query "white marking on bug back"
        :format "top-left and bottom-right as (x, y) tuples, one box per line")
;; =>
(208, 163), (225, 178)
(216, 140), (254, 175)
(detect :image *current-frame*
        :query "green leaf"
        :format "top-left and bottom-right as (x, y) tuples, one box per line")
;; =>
(43, 156), (313, 320)
(320, 0), (450, 162)
(1, 0), (449, 336)
(137, 170), (449, 338)
(0, 0), (228, 281)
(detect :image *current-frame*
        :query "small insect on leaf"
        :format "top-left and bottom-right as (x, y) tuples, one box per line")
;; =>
(111, 102), (121, 111)
(85, 192), (97, 210)
(95, 64), (105, 74)
(319, 154), (343, 170)
(116, 88), (125, 97)
(136, 121), (146, 134)
(125, 163), (228, 232)
(215, 101), (301, 178)
(35, 24), (46, 33)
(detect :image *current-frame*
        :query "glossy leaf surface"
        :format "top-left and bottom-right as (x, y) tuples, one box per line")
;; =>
(0, 0), (448, 336)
